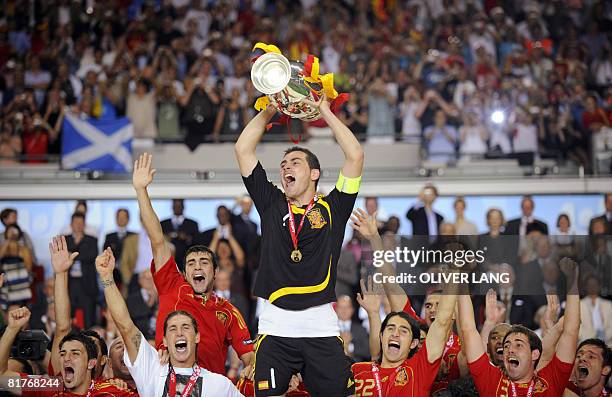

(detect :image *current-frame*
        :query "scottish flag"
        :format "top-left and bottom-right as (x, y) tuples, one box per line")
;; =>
(62, 113), (133, 172)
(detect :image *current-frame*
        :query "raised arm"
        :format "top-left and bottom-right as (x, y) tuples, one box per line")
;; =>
(555, 258), (580, 363)
(350, 209), (408, 313)
(234, 106), (277, 177)
(480, 289), (506, 350)
(49, 235), (79, 374)
(458, 294), (486, 363)
(356, 276), (383, 361)
(132, 153), (171, 271)
(96, 248), (141, 364)
(306, 94), (364, 178)
(425, 273), (458, 363)
(0, 308), (31, 395)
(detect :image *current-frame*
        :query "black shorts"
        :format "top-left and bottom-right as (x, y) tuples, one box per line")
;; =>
(253, 335), (355, 397)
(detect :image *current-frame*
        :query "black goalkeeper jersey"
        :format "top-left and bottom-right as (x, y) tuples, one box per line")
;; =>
(242, 162), (358, 310)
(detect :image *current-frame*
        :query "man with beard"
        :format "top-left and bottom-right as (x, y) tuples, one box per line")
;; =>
(0, 308), (135, 396)
(565, 339), (611, 397)
(235, 95), (364, 396)
(459, 257), (580, 396)
(95, 247), (242, 396)
(132, 153), (253, 375)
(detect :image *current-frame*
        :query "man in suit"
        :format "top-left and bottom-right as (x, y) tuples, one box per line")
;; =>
(103, 208), (135, 286)
(126, 269), (158, 339)
(160, 198), (199, 266)
(336, 295), (370, 362)
(505, 195), (548, 236)
(64, 212), (99, 328)
(579, 276), (612, 345)
(406, 184), (443, 236)
(589, 193), (612, 235)
(199, 205), (233, 246)
(231, 195), (259, 257)
(495, 263), (545, 330)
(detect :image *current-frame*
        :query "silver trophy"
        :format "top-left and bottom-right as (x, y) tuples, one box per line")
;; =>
(251, 52), (323, 121)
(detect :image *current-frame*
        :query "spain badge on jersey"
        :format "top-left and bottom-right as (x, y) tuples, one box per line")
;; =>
(307, 208), (327, 229)
(216, 311), (229, 325)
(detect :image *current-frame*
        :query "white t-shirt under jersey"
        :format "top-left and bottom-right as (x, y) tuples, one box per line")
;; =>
(124, 333), (243, 396)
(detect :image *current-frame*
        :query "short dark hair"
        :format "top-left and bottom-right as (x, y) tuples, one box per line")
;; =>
(163, 310), (199, 335)
(4, 223), (23, 240)
(82, 329), (108, 358)
(556, 213), (570, 228)
(116, 208), (129, 219)
(577, 338), (612, 383)
(0, 208), (16, 226)
(503, 325), (542, 367)
(284, 146), (321, 188)
(59, 331), (98, 377)
(379, 312), (421, 362)
(71, 212), (86, 222)
(184, 245), (218, 270)
(76, 200), (87, 211)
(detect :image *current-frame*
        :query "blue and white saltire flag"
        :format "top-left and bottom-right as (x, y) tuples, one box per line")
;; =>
(62, 112), (133, 172)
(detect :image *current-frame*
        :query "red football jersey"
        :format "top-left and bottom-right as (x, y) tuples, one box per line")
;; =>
(152, 256), (253, 375)
(351, 340), (442, 397)
(469, 353), (573, 396)
(402, 298), (461, 393)
(20, 378), (137, 397)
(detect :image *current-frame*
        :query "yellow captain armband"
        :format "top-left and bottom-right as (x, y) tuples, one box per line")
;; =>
(335, 172), (362, 194)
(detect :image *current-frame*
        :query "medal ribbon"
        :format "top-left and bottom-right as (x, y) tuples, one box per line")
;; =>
(510, 378), (534, 397)
(85, 380), (95, 397)
(286, 198), (316, 253)
(371, 363), (402, 397)
(168, 365), (201, 397)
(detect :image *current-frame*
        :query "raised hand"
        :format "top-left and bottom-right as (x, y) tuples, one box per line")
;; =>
(8, 307), (31, 330)
(350, 209), (379, 239)
(485, 288), (506, 324)
(132, 152), (156, 190)
(299, 92), (330, 111)
(542, 293), (560, 334)
(559, 257), (577, 277)
(356, 276), (383, 315)
(95, 247), (116, 281)
(49, 235), (79, 274)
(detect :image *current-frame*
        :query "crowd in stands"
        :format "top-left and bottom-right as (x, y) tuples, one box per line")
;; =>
(0, 0), (610, 170)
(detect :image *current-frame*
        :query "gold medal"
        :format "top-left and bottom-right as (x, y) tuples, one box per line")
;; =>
(291, 249), (302, 262)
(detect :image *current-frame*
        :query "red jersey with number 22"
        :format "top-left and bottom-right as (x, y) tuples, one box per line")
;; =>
(351, 340), (442, 397)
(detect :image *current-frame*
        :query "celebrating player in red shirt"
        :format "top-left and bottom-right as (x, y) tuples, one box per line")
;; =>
(565, 338), (611, 397)
(351, 208), (466, 394)
(0, 308), (136, 396)
(458, 257), (581, 397)
(132, 152), (254, 375)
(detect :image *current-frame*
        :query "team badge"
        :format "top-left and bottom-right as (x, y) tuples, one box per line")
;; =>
(216, 311), (229, 325)
(394, 367), (409, 386)
(306, 208), (327, 229)
(533, 378), (548, 393)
